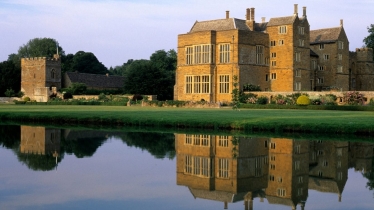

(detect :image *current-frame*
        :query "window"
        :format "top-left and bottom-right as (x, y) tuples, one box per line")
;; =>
(265, 57), (269, 65)
(271, 52), (277, 58)
(277, 188), (286, 197)
(270, 155), (276, 161)
(312, 60), (317, 70)
(296, 52), (301, 62)
(295, 70), (301, 77)
(51, 69), (55, 79)
(319, 44), (324, 50)
(318, 171), (323, 177)
(298, 188), (303, 196)
(256, 45), (264, 64)
(218, 136), (229, 147)
(185, 75), (210, 94)
(218, 158), (229, 178)
(271, 61), (277, 66)
(319, 65), (325, 71)
(298, 176), (303, 183)
(338, 172), (343, 180)
(185, 134), (192, 144)
(270, 40), (276, 46)
(295, 145), (301, 153)
(279, 26), (287, 34)
(265, 74), (269, 81)
(271, 73), (277, 80)
(185, 135), (210, 146)
(277, 177), (283, 183)
(337, 65), (343, 73)
(269, 175), (275, 181)
(317, 78), (324, 84)
(324, 54), (330, 60)
(338, 54), (342, 60)
(337, 161), (342, 168)
(185, 155), (212, 178)
(295, 82), (301, 91)
(299, 39), (304, 47)
(323, 160), (328, 167)
(337, 148), (343, 156)
(294, 161), (300, 170)
(186, 45), (213, 65)
(298, 26), (305, 35)
(270, 164), (276, 170)
(279, 40), (284, 45)
(219, 75), (230, 93)
(186, 46), (193, 64)
(317, 150), (324, 155)
(219, 44), (230, 63)
(338, 41), (344, 49)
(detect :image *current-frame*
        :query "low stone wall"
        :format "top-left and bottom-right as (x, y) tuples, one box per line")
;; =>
(0, 97), (20, 103)
(245, 91), (374, 105)
(72, 95), (157, 101)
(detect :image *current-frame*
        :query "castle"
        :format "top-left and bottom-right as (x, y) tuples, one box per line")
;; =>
(174, 4), (374, 102)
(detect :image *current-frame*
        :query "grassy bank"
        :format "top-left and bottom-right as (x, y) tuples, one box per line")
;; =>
(1, 104), (374, 135)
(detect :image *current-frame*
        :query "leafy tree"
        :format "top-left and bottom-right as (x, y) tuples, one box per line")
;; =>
(12, 38), (64, 66)
(123, 50), (176, 100)
(0, 60), (21, 97)
(71, 51), (108, 74)
(363, 24), (374, 59)
(61, 53), (75, 74)
(66, 83), (87, 95)
(110, 59), (134, 77)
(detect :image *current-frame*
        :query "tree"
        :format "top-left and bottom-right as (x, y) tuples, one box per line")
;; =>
(17, 37), (64, 58)
(0, 61), (21, 97)
(70, 51), (108, 74)
(363, 24), (374, 59)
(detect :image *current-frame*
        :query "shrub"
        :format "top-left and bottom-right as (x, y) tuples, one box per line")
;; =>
(343, 91), (365, 105)
(98, 93), (108, 101)
(17, 91), (24, 98)
(256, 96), (268, 104)
(240, 93), (257, 103)
(242, 84), (261, 91)
(63, 92), (73, 100)
(4, 88), (15, 97)
(23, 97), (30, 102)
(296, 95), (310, 105)
(68, 83), (87, 95)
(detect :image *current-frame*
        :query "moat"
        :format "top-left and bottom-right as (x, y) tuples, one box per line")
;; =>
(0, 124), (373, 210)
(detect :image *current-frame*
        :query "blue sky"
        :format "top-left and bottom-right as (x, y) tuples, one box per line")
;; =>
(0, 0), (373, 68)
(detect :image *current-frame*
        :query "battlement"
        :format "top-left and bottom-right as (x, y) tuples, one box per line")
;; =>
(355, 47), (373, 62)
(23, 56), (60, 61)
(356, 48), (373, 53)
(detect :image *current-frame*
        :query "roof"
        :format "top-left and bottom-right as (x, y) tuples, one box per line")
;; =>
(310, 49), (319, 57)
(310, 27), (342, 44)
(65, 72), (125, 89)
(190, 18), (250, 33)
(267, 16), (296, 26)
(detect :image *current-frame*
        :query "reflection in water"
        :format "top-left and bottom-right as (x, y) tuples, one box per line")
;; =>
(175, 134), (374, 210)
(0, 125), (373, 209)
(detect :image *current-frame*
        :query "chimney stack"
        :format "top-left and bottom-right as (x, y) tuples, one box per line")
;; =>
(303, 6), (306, 17)
(294, 4), (298, 16)
(340, 19), (343, 27)
(246, 8), (256, 30)
(226, 11), (230, 19)
(250, 8), (255, 21)
(262, 17), (266, 23)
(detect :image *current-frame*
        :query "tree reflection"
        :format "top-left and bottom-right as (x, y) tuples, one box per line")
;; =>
(117, 132), (175, 159)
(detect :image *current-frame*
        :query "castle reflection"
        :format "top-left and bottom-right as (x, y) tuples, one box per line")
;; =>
(175, 134), (374, 210)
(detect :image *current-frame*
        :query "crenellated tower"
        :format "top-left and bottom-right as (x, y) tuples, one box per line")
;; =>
(21, 54), (61, 102)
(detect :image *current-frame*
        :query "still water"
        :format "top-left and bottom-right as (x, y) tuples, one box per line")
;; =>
(0, 125), (373, 210)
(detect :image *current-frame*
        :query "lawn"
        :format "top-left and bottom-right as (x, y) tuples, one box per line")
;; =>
(0, 104), (374, 135)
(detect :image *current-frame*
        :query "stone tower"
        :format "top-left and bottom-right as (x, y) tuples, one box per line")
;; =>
(21, 54), (61, 102)
(350, 48), (374, 90)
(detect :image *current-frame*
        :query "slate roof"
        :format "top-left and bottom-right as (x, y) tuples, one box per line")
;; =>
(190, 18), (249, 33)
(267, 16), (295, 26)
(65, 72), (125, 89)
(310, 27), (342, 44)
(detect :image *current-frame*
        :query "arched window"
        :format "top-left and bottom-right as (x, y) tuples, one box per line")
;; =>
(51, 69), (55, 79)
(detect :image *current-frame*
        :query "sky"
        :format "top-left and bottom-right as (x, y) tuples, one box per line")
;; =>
(0, 0), (373, 68)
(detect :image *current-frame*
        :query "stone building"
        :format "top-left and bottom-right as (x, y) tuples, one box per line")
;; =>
(21, 54), (61, 102)
(175, 4), (373, 103)
(63, 72), (125, 90)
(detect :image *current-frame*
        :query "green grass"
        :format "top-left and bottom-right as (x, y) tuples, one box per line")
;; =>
(1, 104), (374, 135)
